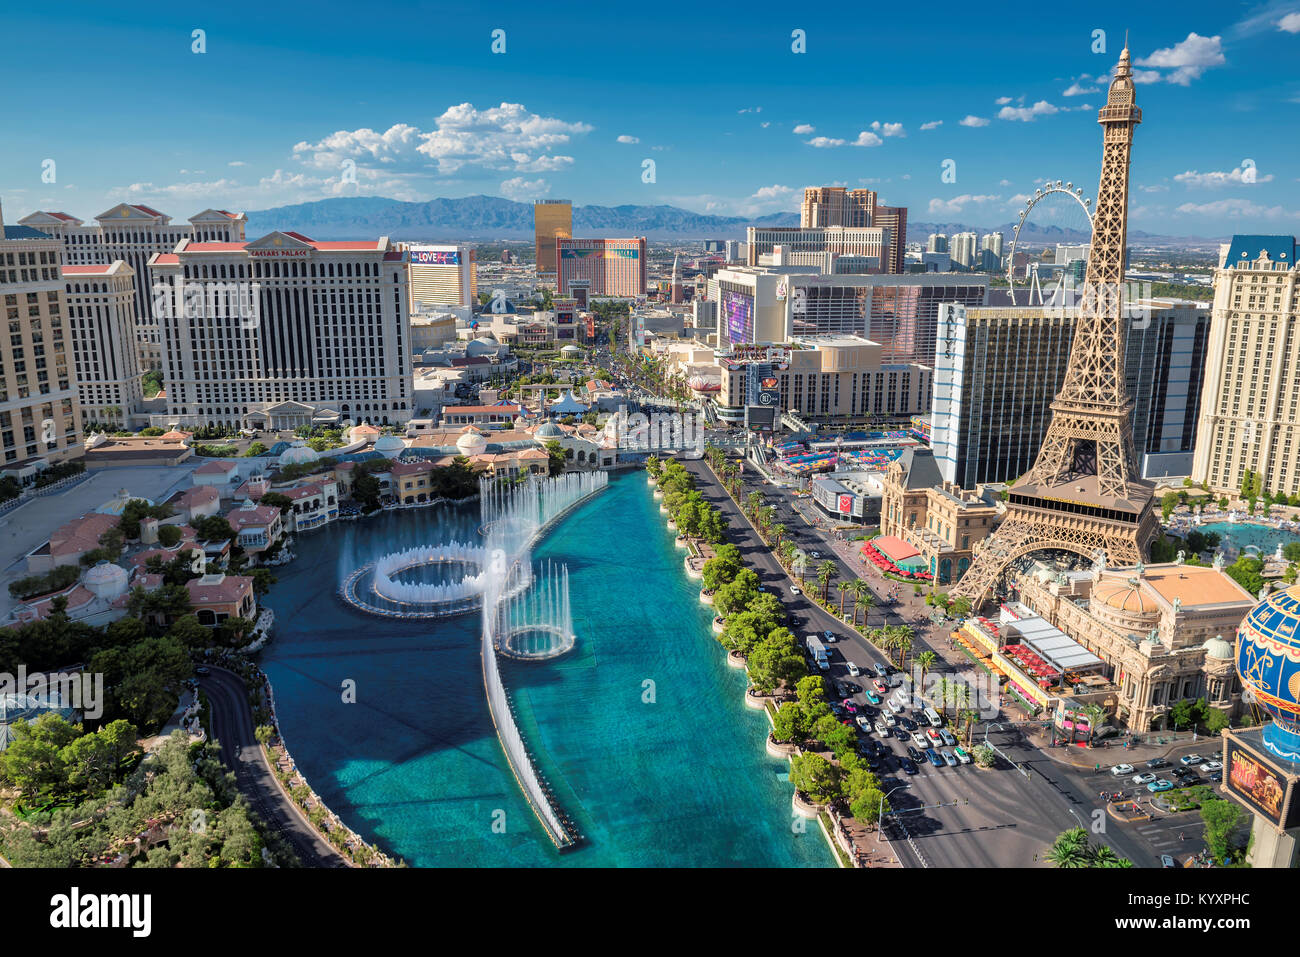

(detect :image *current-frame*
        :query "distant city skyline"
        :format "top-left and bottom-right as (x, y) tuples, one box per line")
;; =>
(4, 0), (1300, 236)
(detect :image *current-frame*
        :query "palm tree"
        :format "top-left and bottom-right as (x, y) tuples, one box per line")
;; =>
(936, 677), (952, 720)
(1090, 846), (1133, 868)
(891, 624), (914, 669)
(915, 650), (938, 686)
(772, 523), (787, 549)
(746, 491), (763, 517)
(817, 560), (838, 600)
(1046, 828), (1092, 868)
(1083, 703), (1108, 746)
(838, 581), (853, 616)
(851, 580), (873, 627)
(960, 709), (980, 746)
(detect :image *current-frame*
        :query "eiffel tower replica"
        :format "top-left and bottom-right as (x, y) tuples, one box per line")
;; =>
(952, 43), (1158, 607)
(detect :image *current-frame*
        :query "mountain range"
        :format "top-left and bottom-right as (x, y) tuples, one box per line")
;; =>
(243, 195), (1211, 247)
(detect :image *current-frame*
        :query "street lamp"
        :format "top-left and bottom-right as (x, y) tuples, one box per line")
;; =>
(878, 783), (910, 846)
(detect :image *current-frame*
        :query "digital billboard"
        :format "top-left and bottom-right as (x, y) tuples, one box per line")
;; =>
(745, 405), (776, 431)
(838, 494), (854, 514)
(722, 290), (754, 344)
(410, 248), (461, 265)
(1225, 736), (1300, 828)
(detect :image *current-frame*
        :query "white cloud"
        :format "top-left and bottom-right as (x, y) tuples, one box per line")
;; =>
(995, 96), (1013, 106)
(1175, 198), (1292, 218)
(499, 176), (549, 201)
(870, 121), (906, 137)
(616, 134), (640, 144)
(1136, 33), (1226, 85)
(806, 136), (846, 148)
(853, 131), (883, 147)
(927, 193), (1002, 216)
(292, 103), (591, 178)
(227, 160), (247, 167)
(1133, 69), (1163, 84)
(738, 106), (762, 114)
(761, 121), (770, 128)
(1007, 193), (1032, 206)
(793, 124), (816, 134)
(178, 169), (205, 175)
(919, 120), (942, 131)
(1063, 81), (1099, 96)
(959, 115), (990, 127)
(1139, 184), (1170, 192)
(999, 178), (1013, 186)
(1174, 166), (1275, 187)
(998, 100), (1059, 122)
(1281, 12), (1300, 32)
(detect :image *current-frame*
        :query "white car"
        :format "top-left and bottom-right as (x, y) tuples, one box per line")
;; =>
(1110, 764), (1135, 776)
(789, 586), (801, 595)
(847, 662), (861, 677)
(912, 730), (931, 749)
(1200, 761), (1223, 774)
(883, 713), (897, 728)
(1132, 772), (1158, 786)
(856, 715), (871, 731)
(887, 700), (903, 716)
(874, 720), (889, 736)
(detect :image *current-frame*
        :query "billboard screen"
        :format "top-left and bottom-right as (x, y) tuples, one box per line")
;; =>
(411, 249), (460, 265)
(1225, 737), (1297, 828)
(722, 290), (754, 344)
(745, 405), (776, 431)
(838, 494), (854, 514)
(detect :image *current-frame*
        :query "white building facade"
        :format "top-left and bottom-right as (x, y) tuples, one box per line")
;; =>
(63, 262), (145, 427)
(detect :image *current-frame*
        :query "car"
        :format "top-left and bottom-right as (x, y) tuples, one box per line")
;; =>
(1161, 854), (1178, 868)
(1110, 764), (1135, 776)
(898, 716), (917, 732)
(1208, 770), (1223, 783)
(907, 745), (924, 762)
(789, 586), (801, 595)
(900, 757), (919, 775)
(927, 749), (945, 768)
(856, 715), (872, 731)
(840, 682), (860, 695)
(811, 551), (822, 559)
(1178, 774), (1203, 788)
(195, 666), (211, 676)
(953, 746), (972, 765)
(874, 721), (889, 736)
(871, 739), (889, 757)
(939, 729), (956, 747)
(941, 750), (958, 767)
(841, 699), (858, 714)
(873, 663), (890, 678)
(1172, 767), (1196, 780)
(1179, 754), (1206, 767)
(863, 690), (881, 706)
(847, 662), (861, 677)
(873, 679), (889, 695)
(823, 632), (837, 644)
(1147, 779), (1175, 793)
(1200, 761), (1223, 774)
(883, 713), (897, 728)
(886, 700), (903, 716)
(913, 731), (932, 749)
(895, 726), (911, 740)
(926, 728), (943, 745)
(1147, 758), (1172, 770)
(1132, 772), (1158, 786)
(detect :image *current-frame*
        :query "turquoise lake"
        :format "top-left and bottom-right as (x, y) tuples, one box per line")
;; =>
(261, 472), (831, 867)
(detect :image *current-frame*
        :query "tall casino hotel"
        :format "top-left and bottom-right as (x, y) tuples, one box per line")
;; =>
(148, 230), (413, 431)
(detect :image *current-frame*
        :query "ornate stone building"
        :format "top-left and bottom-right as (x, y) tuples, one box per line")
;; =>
(879, 447), (1002, 585)
(1015, 560), (1254, 730)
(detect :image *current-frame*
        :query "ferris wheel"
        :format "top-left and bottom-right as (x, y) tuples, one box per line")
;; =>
(1006, 181), (1094, 306)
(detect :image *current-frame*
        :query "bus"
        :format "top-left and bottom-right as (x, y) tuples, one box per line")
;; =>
(923, 707), (943, 729)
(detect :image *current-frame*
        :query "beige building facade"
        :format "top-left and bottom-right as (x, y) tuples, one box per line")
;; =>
(1193, 235), (1300, 496)
(63, 262), (145, 428)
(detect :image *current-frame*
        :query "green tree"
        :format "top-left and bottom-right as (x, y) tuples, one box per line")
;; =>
(1200, 798), (1247, 862)
(0, 711), (81, 796)
(789, 752), (840, 804)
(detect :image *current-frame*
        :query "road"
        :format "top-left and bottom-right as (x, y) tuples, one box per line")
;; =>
(687, 457), (1210, 867)
(200, 666), (347, 868)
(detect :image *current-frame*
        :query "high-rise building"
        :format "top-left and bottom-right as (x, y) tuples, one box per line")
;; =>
(555, 237), (646, 300)
(405, 244), (476, 309)
(872, 205), (908, 274)
(670, 255), (683, 304)
(63, 262), (145, 427)
(1192, 235), (1300, 496)
(18, 205), (246, 369)
(148, 230), (412, 430)
(949, 231), (979, 269)
(0, 202), (83, 474)
(533, 199), (572, 280)
(933, 302), (1211, 488)
(927, 234), (948, 254)
(712, 267), (987, 365)
(800, 187), (876, 227)
(746, 226), (889, 271)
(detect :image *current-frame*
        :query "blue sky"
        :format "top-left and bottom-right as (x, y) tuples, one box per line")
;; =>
(3, 0), (1300, 237)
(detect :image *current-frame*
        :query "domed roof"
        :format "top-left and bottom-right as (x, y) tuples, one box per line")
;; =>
(83, 560), (129, 600)
(456, 430), (488, 456)
(277, 440), (317, 466)
(535, 420), (564, 439)
(466, 336), (500, 357)
(560, 343), (582, 354)
(373, 434), (406, 456)
(1202, 634), (1234, 660)
(1237, 583), (1300, 753)
(1092, 579), (1153, 614)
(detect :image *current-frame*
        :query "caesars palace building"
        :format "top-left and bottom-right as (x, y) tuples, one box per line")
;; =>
(148, 230), (413, 431)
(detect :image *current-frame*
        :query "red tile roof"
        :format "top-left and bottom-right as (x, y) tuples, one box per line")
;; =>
(226, 504), (280, 529)
(186, 574), (253, 607)
(63, 264), (114, 275)
(194, 460), (238, 476)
